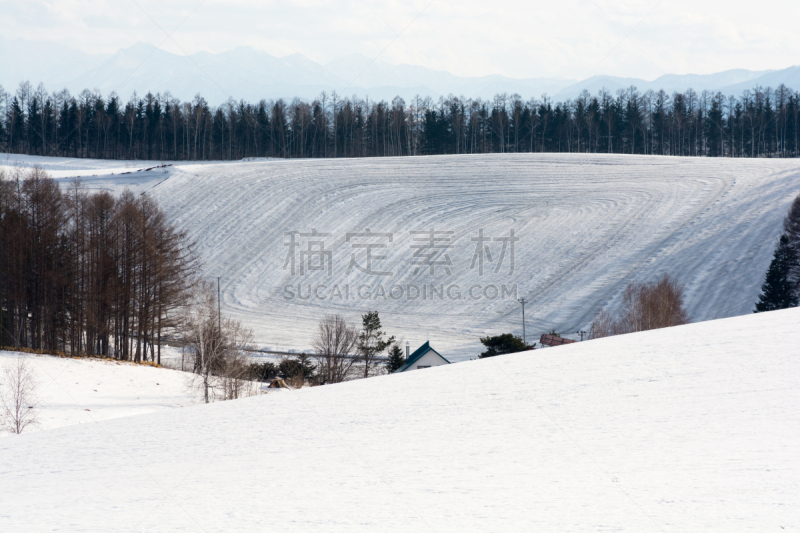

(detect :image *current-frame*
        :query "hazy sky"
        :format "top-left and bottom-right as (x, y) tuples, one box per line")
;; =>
(2, 0), (799, 80)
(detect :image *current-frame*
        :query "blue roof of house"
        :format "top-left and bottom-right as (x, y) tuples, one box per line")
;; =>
(394, 341), (451, 373)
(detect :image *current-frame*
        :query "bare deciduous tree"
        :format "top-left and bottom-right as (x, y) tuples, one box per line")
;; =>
(588, 309), (616, 339)
(1, 356), (39, 434)
(181, 282), (257, 403)
(182, 282), (225, 403)
(218, 318), (256, 400)
(312, 314), (358, 384)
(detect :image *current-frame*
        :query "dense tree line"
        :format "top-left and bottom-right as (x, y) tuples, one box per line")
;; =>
(2, 81), (800, 160)
(0, 167), (195, 362)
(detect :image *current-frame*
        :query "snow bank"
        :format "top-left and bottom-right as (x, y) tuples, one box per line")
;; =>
(0, 350), (196, 435)
(1, 308), (798, 531)
(0, 153), (215, 195)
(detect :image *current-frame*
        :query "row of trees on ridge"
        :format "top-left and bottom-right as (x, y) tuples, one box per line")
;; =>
(3, 81), (800, 160)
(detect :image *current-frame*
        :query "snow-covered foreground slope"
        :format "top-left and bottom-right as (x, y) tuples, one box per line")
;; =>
(150, 153), (800, 358)
(0, 350), (196, 435)
(1, 309), (798, 532)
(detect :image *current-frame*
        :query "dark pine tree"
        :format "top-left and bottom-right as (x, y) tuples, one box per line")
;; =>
(783, 192), (800, 299)
(357, 311), (394, 378)
(385, 343), (406, 373)
(755, 235), (799, 312)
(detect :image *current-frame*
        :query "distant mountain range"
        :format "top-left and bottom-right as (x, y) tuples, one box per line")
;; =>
(3, 37), (800, 105)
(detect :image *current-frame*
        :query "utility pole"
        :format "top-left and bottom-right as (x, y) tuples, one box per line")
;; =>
(577, 330), (587, 341)
(217, 277), (221, 337)
(518, 298), (527, 345)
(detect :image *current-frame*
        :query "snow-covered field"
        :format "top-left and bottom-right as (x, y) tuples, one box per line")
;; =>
(2, 308), (798, 532)
(0, 350), (196, 435)
(4, 153), (800, 359)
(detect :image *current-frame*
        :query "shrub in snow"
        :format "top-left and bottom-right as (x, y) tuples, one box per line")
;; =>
(478, 334), (534, 358)
(591, 274), (688, 338)
(249, 362), (278, 382)
(279, 355), (315, 384)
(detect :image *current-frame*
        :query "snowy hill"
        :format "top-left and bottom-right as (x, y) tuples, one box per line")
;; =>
(4, 153), (800, 359)
(148, 154), (800, 357)
(1, 308), (798, 531)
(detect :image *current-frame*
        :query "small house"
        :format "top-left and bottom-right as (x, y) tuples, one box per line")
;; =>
(539, 334), (577, 347)
(394, 341), (451, 372)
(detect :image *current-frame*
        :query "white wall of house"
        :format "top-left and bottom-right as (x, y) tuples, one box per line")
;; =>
(407, 350), (448, 371)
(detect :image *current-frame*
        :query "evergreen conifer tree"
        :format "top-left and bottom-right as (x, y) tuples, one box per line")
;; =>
(783, 193), (800, 298)
(386, 343), (406, 373)
(296, 353), (316, 380)
(357, 311), (394, 378)
(755, 235), (799, 312)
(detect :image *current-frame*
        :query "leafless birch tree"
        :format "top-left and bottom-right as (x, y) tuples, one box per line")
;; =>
(181, 282), (257, 402)
(1, 356), (39, 434)
(182, 282), (225, 403)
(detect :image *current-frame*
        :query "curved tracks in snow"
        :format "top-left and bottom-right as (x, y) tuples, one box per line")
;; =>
(151, 154), (800, 358)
